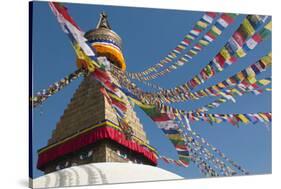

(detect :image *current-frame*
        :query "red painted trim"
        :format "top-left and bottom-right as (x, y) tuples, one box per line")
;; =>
(37, 126), (157, 169)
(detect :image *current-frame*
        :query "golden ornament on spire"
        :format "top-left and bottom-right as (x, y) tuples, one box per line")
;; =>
(82, 12), (126, 71)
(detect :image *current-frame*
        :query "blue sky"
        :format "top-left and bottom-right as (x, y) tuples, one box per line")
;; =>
(31, 1), (271, 179)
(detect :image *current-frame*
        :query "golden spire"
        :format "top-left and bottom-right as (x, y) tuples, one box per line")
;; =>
(96, 12), (111, 29)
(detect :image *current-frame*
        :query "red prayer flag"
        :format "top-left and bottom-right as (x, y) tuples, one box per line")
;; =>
(233, 31), (246, 47)
(206, 12), (217, 18)
(51, 2), (81, 30)
(221, 13), (235, 24)
(215, 53), (226, 68)
(252, 33), (263, 43)
(152, 114), (171, 122)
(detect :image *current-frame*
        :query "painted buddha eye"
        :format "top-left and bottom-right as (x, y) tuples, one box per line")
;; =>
(116, 150), (121, 155)
(55, 165), (61, 171)
(87, 150), (93, 157)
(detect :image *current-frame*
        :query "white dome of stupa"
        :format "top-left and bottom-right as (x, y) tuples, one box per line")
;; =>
(31, 162), (183, 188)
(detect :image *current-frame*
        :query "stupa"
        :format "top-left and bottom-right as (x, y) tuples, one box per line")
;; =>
(37, 12), (158, 174)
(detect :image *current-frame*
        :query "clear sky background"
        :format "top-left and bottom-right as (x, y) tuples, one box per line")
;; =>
(31, 1), (271, 179)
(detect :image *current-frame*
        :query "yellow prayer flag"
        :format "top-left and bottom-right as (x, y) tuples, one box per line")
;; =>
(197, 20), (208, 28)
(268, 52), (272, 58)
(128, 97), (154, 109)
(211, 25), (222, 35)
(215, 117), (222, 123)
(220, 47), (231, 60)
(236, 48), (246, 58)
(200, 90), (208, 97)
(238, 114), (249, 124)
(258, 79), (271, 86)
(83, 55), (96, 72)
(171, 52), (177, 57)
(108, 93), (125, 103)
(231, 88), (242, 96)
(190, 93), (196, 99)
(242, 19), (255, 36)
(265, 21), (272, 31)
(199, 39), (209, 46)
(190, 49), (197, 55)
(186, 34), (195, 40)
(73, 44), (99, 72)
(209, 114), (216, 122)
(178, 45), (186, 50)
(73, 43), (84, 59)
(168, 134), (185, 141)
(193, 76), (201, 84)
(237, 72), (245, 81)
(217, 82), (226, 88)
(73, 43), (97, 72)
(247, 75), (257, 84)
(261, 53), (272, 66)
(218, 98), (227, 102)
(217, 119), (222, 123)
(212, 86), (220, 93)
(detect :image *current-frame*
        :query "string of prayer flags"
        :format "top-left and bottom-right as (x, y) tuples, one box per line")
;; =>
(147, 15), (271, 98)
(185, 135), (220, 176)
(114, 38), (272, 108)
(148, 52), (272, 104)
(136, 79), (164, 90)
(157, 123), (191, 167)
(176, 119), (235, 176)
(140, 13), (238, 81)
(108, 63), (164, 91)
(111, 55), (271, 114)
(176, 118), (248, 175)
(130, 99), (191, 167)
(187, 129), (249, 174)
(83, 57), (138, 140)
(107, 90), (128, 117)
(174, 117), (247, 176)
(191, 18), (271, 88)
(184, 132), (237, 176)
(159, 155), (189, 167)
(153, 101), (271, 126)
(192, 112), (272, 126)
(91, 59), (131, 126)
(127, 90), (270, 175)
(195, 78), (272, 112)
(127, 12), (218, 79)
(112, 58), (271, 119)
(31, 69), (84, 107)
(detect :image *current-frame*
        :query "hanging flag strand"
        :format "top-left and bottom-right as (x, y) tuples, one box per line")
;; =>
(31, 68), (84, 107)
(132, 13), (239, 81)
(128, 12), (218, 79)
(112, 52), (271, 105)
(195, 78), (271, 112)
(187, 129), (250, 174)
(152, 17), (271, 96)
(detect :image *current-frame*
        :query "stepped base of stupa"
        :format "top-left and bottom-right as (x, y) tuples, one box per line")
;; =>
(31, 162), (183, 188)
